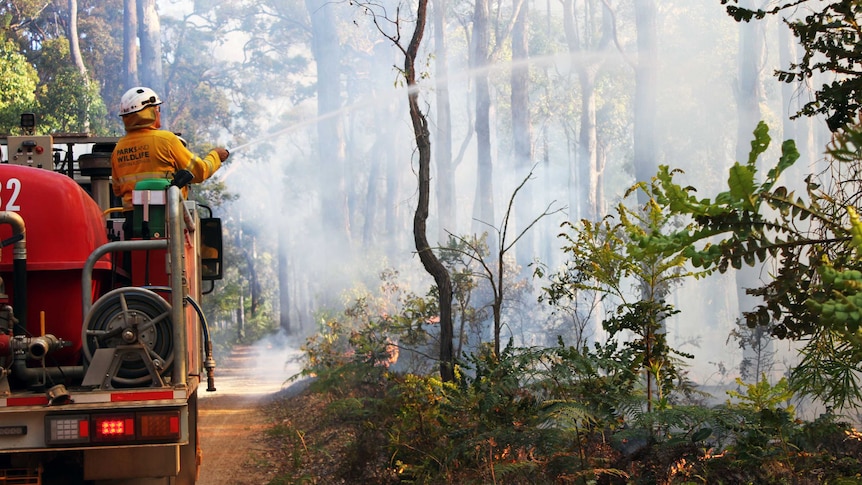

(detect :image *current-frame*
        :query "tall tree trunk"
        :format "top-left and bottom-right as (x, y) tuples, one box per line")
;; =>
(434, 0), (455, 243)
(634, 0), (657, 204)
(306, 0), (350, 251)
(563, 0), (607, 222)
(577, 67), (598, 221)
(123, 0), (138, 88)
(385, 134), (401, 254)
(138, 0), (164, 124)
(363, 146), (382, 247)
(471, 0), (495, 249)
(405, 0), (454, 382)
(245, 237), (261, 317)
(511, 0), (533, 269)
(278, 226), (292, 334)
(633, 0), (661, 407)
(67, 0), (87, 78)
(366, 45), (399, 248)
(67, 0), (90, 130)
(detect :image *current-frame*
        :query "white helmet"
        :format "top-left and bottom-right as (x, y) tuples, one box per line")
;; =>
(119, 87), (162, 116)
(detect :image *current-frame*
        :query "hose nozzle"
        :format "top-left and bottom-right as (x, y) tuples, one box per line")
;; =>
(204, 341), (216, 392)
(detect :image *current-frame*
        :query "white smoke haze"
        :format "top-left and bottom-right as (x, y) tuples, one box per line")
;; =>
(159, 0), (834, 411)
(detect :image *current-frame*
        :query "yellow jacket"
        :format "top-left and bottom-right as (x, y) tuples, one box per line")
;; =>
(111, 109), (221, 210)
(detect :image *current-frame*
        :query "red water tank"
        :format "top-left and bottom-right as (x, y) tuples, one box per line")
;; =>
(0, 165), (111, 365)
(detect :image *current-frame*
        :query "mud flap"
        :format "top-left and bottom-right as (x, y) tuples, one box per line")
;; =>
(176, 392), (199, 484)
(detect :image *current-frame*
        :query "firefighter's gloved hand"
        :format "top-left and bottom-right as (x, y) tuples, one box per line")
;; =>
(214, 148), (230, 162)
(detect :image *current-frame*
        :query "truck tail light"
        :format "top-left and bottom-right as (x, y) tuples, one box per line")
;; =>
(93, 414), (135, 442)
(46, 416), (90, 445)
(45, 409), (182, 446)
(139, 412), (180, 440)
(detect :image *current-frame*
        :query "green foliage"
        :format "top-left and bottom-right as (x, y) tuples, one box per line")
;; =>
(0, 1), (122, 135)
(275, 277), (862, 483)
(603, 300), (692, 407)
(542, 173), (701, 410)
(726, 374), (794, 413)
(299, 272), (437, 395)
(34, 56), (109, 133)
(0, 39), (37, 132)
(636, 121), (862, 407)
(722, 0), (862, 131)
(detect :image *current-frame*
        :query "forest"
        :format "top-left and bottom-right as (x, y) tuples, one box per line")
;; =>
(2, 0), (862, 482)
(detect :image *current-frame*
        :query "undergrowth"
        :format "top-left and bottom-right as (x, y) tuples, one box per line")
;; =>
(262, 318), (862, 484)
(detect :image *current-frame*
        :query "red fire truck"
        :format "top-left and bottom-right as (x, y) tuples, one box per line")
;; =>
(0, 118), (223, 484)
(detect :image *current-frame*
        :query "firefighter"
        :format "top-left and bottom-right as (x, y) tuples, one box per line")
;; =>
(110, 86), (229, 212)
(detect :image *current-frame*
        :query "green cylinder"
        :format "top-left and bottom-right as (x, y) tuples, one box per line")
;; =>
(132, 179), (171, 239)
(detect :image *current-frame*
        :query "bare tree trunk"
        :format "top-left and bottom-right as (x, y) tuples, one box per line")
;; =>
(434, 0), (455, 243)
(577, 67), (598, 221)
(67, 0), (90, 130)
(405, 0), (454, 382)
(67, 0), (87, 78)
(363, 146), (382, 247)
(511, 0), (533, 268)
(138, 0), (165, 124)
(123, 0), (138, 88)
(278, 226), (292, 334)
(633, 0), (660, 407)
(471, 0), (495, 249)
(385, 136), (401, 254)
(245, 236), (261, 317)
(634, 0), (657, 204)
(306, 0), (350, 251)
(563, 0), (607, 222)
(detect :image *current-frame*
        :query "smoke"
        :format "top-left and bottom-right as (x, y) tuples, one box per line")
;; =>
(203, 329), (305, 398)
(161, 0), (831, 391)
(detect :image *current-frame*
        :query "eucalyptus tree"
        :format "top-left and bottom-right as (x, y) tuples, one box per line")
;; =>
(123, 0), (138, 87)
(305, 0), (350, 248)
(511, 0), (533, 268)
(157, 1), (309, 332)
(471, 0), (495, 248)
(433, 0), (455, 243)
(633, 0), (657, 206)
(353, 0), (456, 380)
(67, 0), (87, 79)
(136, 0), (164, 117)
(562, 0), (612, 222)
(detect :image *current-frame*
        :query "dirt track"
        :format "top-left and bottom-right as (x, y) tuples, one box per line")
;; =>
(196, 342), (302, 484)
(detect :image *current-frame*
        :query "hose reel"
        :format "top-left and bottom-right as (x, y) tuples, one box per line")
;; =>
(82, 287), (174, 387)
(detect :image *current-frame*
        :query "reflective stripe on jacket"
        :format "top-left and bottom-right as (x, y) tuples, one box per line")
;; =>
(111, 126), (221, 210)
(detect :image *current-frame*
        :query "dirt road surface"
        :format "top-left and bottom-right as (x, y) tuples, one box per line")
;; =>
(196, 341), (302, 484)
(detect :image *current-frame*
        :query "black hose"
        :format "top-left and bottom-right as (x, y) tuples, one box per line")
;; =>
(185, 296), (217, 392)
